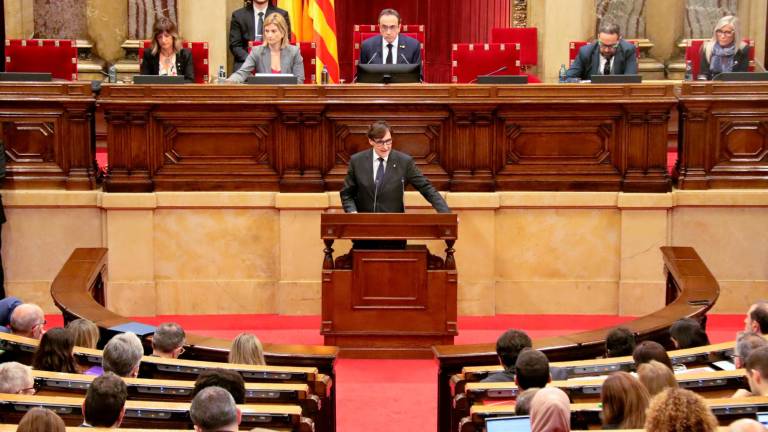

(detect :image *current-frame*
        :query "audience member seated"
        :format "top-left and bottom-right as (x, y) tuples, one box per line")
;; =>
(699, 15), (750, 80)
(0, 296), (22, 333)
(600, 371), (650, 429)
(192, 368), (247, 404)
(515, 348), (551, 391)
(359, 9), (422, 66)
(16, 407), (66, 432)
(152, 322), (186, 358)
(530, 387), (570, 432)
(190, 386), (242, 432)
(566, 22), (638, 81)
(140, 17), (194, 82)
(741, 345), (768, 397)
(9, 303), (46, 339)
(669, 318), (710, 349)
(82, 372), (128, 428)
(481, 329), (532, 382)
(745, 301), (768, 335)
(229, 332), (266, 365)
(514, 387), (540, 416)
(605, 326), (635, 358)
(637, 360), (677, 397)
(734, 331), (767, 369)
(31, 327), (78, 373)
(66, 318), (103, 375)
(729, 418), (766, 432)
(0, 361), (36, 394)
(644, 388), (718, 432)
(632, 340), (673, 370)
(228, 13), (304, 84)
(102, 332), (143, 378)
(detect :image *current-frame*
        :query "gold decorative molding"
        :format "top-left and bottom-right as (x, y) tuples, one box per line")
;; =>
(512, 0), (528, 28)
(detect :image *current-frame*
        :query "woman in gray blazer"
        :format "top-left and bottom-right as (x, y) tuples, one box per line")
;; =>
(228, 12), (305, 84)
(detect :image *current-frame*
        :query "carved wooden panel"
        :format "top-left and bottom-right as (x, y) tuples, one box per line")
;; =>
(3, 121), (57, 163)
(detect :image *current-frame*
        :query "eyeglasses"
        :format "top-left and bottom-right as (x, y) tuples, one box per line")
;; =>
(599, 42), (619, 50)
(716, 29), (735, 36)
(380, 25), (399, 32)
(18, 382), (40, 395)
(373, 138), (393, 147)
(37, 320), (47, 328)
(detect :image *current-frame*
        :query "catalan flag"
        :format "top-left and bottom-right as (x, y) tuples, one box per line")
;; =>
(276, 0), (305, 42)
(306, 0), (339, 83)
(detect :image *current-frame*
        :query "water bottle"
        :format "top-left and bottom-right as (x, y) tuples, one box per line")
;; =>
(558, 63), (567, 83)
(218, 65), (227, 81)
(107, 65), (117, 83)
(684, 60), (693, 81)
(321, 65), (329, 84)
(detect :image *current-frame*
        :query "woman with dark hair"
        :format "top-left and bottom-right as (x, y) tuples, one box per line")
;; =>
(632, 340), (673, 371)
(699, 15), (750, 80)
(670, 318), (710, 349)
(600, 372), (649, 429)
(31, 327), (78, 373)
(140, 17), (194, 82)
(16, 407), (66, 432)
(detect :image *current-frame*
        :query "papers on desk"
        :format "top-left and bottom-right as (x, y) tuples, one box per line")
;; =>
(712, 360), (737, 371)
(673, 366), (716, 375)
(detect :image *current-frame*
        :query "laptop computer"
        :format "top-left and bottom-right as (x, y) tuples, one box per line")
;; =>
(476, 75), (529, 84)
(0, 72), (53, 82)
(757, 411), (768, 426)
(713, 72), (768, 81)
(245, 74), (297, 85)
(485, 416), (531, 432)
(132, 75), (186, 84)
(590, 74), (642, 84)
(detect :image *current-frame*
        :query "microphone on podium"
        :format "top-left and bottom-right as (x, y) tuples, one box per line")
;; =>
(469, 65), (508, 84)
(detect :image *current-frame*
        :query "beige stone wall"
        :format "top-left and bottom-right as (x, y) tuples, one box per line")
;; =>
(86, 0), (128, 63)
(177, 0), (235, 81)
(4, 188), (768, 317)
(530, 0), (595, 82)
(4, 0), (34, 39)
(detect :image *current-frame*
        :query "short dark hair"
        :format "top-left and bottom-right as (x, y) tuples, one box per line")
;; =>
(605, 327), (636, 358)
(746, 346), (768, 379)
(378, 8), (401, 24)
(669, 318), (709, 349)
(152, 322), (186, 354)
(367, 120), (391, 141)
(750, 302), (768, 334)
(515, 349), (550, 390)
(632, 341), (673, 370)
(598, 22), (621, 35)
(84, 372), (127, 427)
(496, 329), (532, 369)
(190, 386), (239, 431)
(192, 368), (246, 404)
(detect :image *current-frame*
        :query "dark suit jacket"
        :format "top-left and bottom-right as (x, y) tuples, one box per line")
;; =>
(359, 34), (421, 66)
(140, 48), (195, 82)
(340, 149), (449, 214)
(0, 296), (21, 331)
(566, 39), (638, 80)
(699, 42), (750, 80)
(229, 3), (292, 71)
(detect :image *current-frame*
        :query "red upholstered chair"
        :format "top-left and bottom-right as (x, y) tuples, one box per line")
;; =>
(451, 43), (521, 83)
(247, 41), (317, 84)
(491, 27), (538, 70)
(685, 38), (755, 78)
(137, 40), (209, 83)
(568, 41), (588, 67)
(5, 39), (78, 80)
(352, 24), (426, 80)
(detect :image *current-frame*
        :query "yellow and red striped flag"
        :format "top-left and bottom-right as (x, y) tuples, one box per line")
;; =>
(276, 0), (305, 42)
(306, 0), (339, 83)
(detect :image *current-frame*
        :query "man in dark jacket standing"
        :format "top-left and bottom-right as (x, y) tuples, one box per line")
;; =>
(229, 0), (292, 72)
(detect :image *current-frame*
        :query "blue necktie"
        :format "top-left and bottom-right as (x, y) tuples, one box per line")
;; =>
(375, 157), (385, 184)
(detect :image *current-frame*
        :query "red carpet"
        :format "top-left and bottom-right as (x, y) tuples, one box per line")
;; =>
(44, 313), (743, 432)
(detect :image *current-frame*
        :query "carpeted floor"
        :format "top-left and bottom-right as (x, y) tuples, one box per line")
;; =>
(46, 313), (743, 432)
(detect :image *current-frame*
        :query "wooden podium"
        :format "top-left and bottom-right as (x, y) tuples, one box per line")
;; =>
(320, 213), (458, 358)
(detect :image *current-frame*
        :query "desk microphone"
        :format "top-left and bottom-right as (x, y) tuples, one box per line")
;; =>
(367, 52), (380, 64)
(469, 65), (508, 84)
(399, 53), (410, 64)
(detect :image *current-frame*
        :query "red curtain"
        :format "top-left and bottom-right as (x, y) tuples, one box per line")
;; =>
(335, 0), (511, 83)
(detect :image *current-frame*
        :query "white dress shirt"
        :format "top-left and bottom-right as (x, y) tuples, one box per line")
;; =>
(598, 55), (615, 74)
(381, 36), (399, 64)
(372, 149), (388, 183)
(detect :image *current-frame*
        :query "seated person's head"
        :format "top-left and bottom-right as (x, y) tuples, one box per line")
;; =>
(151, 16), (181, 55)
(644, 388), (718, 432)
(745, 345), (768, 396)
(636, 360), (678, 397)
(263, 12), (290, 49)
(669, 318), (710, 349)
(0, 361), (35, 394)
(729, 418), (767, 432)
(600, 371), (649, 429)
(597, 22), (622, 59)
(31, 327), (78, 373)
(82, 372), (127, 428)
(734, 331), (768, 369)
(16, 407), (65, 432)
(529, 387), (570, 432)
(605, 326), (635, 358)
(190, 386), (242, 432)
(152, 322), (186, 358)
(229, 332), (266, 365)
(746, 301), (768, 335)
(10, 304), (45, 339)
(514, 387), (539, 416)
(192, 368), (247, 404)
(495, 329), (532, 370)
(102, 332), (144, 377)
(514, 348), (550, 391)
(65, 318), (100, 349)
(632, 340), (673, 370)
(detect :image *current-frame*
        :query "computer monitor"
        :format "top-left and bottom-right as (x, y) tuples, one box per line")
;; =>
(356, 63), (421, 84)
(485, 416), (531, 432)
(0, 72), (53, 82)
(245, 74), (298, 85)
(132, 75), (186, 84)
(590, 74), (642, 84)
(713, 72), (768, 82)
(476, 75), (529, 84)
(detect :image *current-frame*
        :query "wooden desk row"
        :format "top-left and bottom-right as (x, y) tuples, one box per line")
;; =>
(3, 81), (767, 192)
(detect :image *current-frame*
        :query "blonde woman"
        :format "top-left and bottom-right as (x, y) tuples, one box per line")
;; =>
(66, 318), (99, 349)
(228, 12), (304, 84)
(699, 15), (750, 80)
(229, 332), (266, 365)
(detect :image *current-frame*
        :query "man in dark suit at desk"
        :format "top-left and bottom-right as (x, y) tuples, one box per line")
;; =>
(359, 9), (421, 68)
(229, 0), (291, 72)
(566, 22), (638, 81)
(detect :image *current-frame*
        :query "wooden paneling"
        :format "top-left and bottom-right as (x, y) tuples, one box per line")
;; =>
(98, 83), (675, 193)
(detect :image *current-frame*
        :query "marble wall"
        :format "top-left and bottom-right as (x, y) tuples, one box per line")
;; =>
(33, 0), (88, 39)
(127, 0), (178, 40)
(596, 0), (647, 38)
(684, 0), (738, 38)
